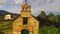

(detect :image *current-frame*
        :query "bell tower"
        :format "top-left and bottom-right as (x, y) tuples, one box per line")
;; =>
(21, 0), (31, 17)
(21, 0), (31, 12)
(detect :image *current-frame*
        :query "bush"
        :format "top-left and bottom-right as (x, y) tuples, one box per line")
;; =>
(38, 25), (59, 34)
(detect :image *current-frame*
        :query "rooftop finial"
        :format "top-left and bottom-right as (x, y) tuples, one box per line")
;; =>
(25, 0), (27, 4)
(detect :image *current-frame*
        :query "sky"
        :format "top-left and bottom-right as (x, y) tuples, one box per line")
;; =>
(0, 0), (60, 16)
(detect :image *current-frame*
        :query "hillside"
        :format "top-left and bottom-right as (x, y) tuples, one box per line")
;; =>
(0, 10), (20, 17)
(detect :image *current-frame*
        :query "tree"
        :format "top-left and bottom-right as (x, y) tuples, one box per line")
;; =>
(48, 12), (55, 22)
(48, 12), (60, 23)
(37, 11), (48, 25)
(39, 11), (47, 20)
(55, 15), (60, 23)
(48, 12), (54, 17)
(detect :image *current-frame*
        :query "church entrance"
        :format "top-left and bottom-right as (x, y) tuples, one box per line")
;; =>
(21, 29), (29, 34)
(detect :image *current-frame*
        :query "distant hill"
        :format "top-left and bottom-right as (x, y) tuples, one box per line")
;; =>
(0, 10), (20, 17)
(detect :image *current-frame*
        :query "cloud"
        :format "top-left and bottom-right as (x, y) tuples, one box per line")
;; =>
(0, 0), (7, 7)
(13, 0), (23, 4)
(0, 0), (7, 3)
(0, 0), (60, 16)
(0, 0), (23, 6)
(30, 0), (60, 16)
(32, 0), (60, 11)
(4, 6), (21, 14)
(32, 0), (55, 6)
(47, 0), (53, 3)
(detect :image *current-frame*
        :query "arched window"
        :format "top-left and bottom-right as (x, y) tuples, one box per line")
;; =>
(23, 18), (28, 25)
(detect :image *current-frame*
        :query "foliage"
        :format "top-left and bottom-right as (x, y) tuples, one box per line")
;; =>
(38, 25), (59, 34)
(39, 11), (47, 20)
(48, 12), (60, 23)
(56, 15), (60, 23)
(0, 21), (12, 32)
(37, 11), (60, 34)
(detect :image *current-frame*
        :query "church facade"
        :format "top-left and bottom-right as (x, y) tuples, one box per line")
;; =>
(12, 0), (39, 34)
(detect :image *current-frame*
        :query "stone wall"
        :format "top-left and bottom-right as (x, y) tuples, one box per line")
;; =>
(4, 32), (12, 34)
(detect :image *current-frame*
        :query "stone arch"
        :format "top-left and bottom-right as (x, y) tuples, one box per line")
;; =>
(21, 29), (29, 34)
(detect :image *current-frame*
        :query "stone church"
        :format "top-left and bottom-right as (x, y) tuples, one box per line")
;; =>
(12, 0), (39, 34)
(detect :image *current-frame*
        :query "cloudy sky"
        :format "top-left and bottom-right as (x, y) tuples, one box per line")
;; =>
(0, 0), (60, 16)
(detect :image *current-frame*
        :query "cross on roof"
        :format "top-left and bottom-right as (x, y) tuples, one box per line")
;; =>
(25, 0), (27, 4)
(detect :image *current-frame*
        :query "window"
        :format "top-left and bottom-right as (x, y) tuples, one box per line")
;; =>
(23, 18), (28, 25)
